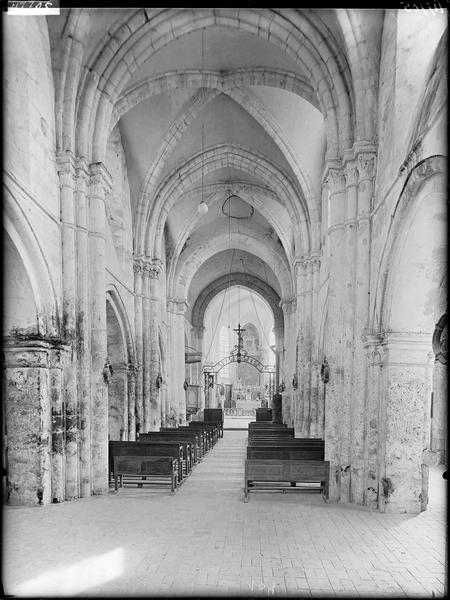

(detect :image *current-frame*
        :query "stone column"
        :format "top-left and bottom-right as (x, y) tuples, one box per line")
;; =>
(56, 153), (79, 500)
(280, 297), (296, 427)
(108, 363), (128, 440)
(294, 259), (306, 434)
(142, 258), (151, 432)
(3, 340), (60, 506)
(192, 326), (206, 411)
(167, 298), (189, 425)
(309, 255), (321, 437)
(336, 160), (358, 503)
(88, 162), (112, 495)
(149, 260), (164, 431)
(378, 333), (433, 513)
(303, 263), (314, 435)
(431, 362), (447, 462)
(133, 257), (144, 436)
(127, 363), (137, 440)
(74, 159), (91, 498)
(363, 334), (384, 510)
(323, 166), (346, 502)
(350, 152), (376, 504)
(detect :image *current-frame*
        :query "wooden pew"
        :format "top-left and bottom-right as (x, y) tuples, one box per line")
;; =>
(244, 459), (329, 502)
(203, 409), (224, 438)
(188, 422), (220, 445)
(248, 440), (325, 450)
(160, 426), (210, 454)
(158, 427), (208, 457)
(248, 428), (294, 436)
(247, 447), (325, 461)
(248, 422), (287, 429)
(140, 431), (202, 463)
(109, 441), (186, 484)
(113, 455), (178, 493)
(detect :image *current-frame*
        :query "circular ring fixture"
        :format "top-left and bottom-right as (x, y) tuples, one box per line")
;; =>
(222, 195), (254, 219)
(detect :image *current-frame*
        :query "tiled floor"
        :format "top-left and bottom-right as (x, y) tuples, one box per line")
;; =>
(3, 431), (447, 598)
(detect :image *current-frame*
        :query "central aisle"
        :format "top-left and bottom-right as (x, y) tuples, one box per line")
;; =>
(3, 430), (446, 598)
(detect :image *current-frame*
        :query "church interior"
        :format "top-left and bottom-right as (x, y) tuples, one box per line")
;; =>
(3, 7), (447, 597)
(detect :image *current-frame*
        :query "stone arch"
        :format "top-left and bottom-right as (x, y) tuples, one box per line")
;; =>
(133, 86), (316, 253)
(165, 182), (296, 273)
(146, 144), (309, 262)
(111, 68), (320, 132)
(191, 273), (283, 336)
(106, 287), (135, 441)
(3, 189), (60, 338)
(68, 9), (352, 162)
(371, 155), (446, 513)
(173, 234), (293, 302)
(372, 155), (446, 333)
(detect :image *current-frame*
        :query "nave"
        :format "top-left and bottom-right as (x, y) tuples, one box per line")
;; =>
(3, 431), (446, 598)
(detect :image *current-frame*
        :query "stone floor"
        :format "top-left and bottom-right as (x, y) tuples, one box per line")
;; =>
(2, 431), (447, 598)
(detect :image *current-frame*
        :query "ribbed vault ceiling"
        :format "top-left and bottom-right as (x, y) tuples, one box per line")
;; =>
(48, 8), (385, 320)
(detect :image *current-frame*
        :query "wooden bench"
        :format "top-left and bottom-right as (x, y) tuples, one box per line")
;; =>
(203, 409), (224, 438)
(109, 441), (186, 484)
(248, 428), (294, 436)
(113, 455), (178, 493)
(244, 459), (329, 502)
(248, 440), (325, 451)
(248, 422), (287, 429)
(158, 427), (206, 457)
(255, 408), (273, 422)
(188, 422), (220, 445)
(140, 431), (202, 463)
(247, 447), (325, 461)
(167, 425), (211, 451)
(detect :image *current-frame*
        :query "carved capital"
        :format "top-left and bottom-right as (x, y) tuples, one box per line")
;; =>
(88, 162), (112, 197)
(56, 152), (76, 183)
(279, 296), (296, 314)
(133, 259), (143, 274)
(357, 152), (376, 182)
(327, 168), (346, 195)
(344, 161), (358, 187)
(149, 260), (164, 279)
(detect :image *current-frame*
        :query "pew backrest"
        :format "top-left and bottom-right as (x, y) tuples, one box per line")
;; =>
(244, 459), (329, 501)
(113, 455), (177, 492)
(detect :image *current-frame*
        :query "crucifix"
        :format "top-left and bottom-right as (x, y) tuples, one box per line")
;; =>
(233, 323), (246, 363)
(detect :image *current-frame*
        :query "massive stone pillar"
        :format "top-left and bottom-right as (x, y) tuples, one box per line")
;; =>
(88, 162), (111, 495)
(377, 333), (433, 513)
(350, 152), (376, 504)
(133, 257), (144, 436)
(323, 166), (347, 502)
(167, 298), (189, 425)
(364, 334), (384, 510)
(3, 340), (65, 506)
(57, 153), (79, 500)
(74, 159), (91, 498)
(149, 260), (164, 431)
